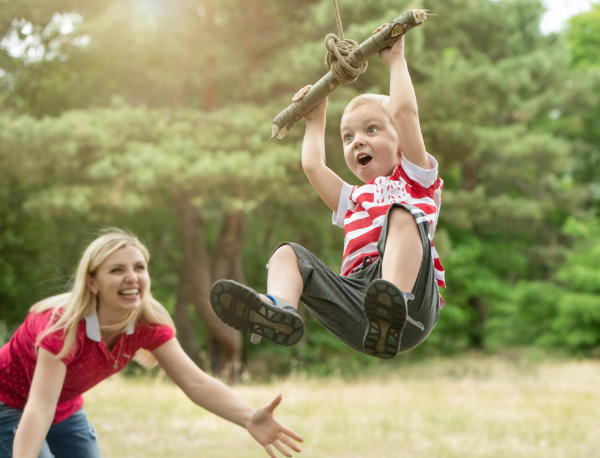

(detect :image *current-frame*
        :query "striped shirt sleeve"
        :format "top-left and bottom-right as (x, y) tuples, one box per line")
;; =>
(332, 182), (354, 228)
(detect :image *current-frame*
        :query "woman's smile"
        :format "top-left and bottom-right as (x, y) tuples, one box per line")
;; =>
(87, 245), (150, 321)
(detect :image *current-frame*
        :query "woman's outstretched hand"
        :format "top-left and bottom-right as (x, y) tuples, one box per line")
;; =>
(246, 394), (303, 458)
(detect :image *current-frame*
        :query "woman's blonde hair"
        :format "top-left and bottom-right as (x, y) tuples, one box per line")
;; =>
(343, 94), (393, 120)
(31, 228), (175, 368)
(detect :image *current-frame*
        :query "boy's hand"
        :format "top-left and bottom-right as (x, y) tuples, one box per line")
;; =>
(293, 85), (327, 122)
(373, 24), (405, 69)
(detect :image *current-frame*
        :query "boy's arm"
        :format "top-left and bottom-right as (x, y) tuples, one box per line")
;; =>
(378, 30), (432, 171)
(294, 86), (344, 212)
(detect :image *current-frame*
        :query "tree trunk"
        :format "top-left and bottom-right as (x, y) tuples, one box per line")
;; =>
(203, 0), (218, 112)
(174, 193), (205, 367)
(209, 209), (246, 379)
(467, 296), (486, 349)
(173, 1), (243, 381)
(212, 209), (246, 282)
(463, 160), (478, 192)
(463, 160), (486, 348)
(174, 194), (243, 378)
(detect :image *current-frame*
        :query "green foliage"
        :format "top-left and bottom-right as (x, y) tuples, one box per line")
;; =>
(549, 218), (600, 352)
(1, 0), (326, 115)
(486, 281), (562, 348)
(567, 3), (600, 70)
(400, 0), (584, 350)
(0, 104), (304, 213)
(0, 179), (51, 324)
(485, 217), (600, 355)
(561, 4), (600, 207)
(546, 291), (600, 352)
(0, 0), (599, 365)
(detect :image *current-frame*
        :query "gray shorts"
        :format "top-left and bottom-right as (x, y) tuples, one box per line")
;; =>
(269, 203), (440, 355)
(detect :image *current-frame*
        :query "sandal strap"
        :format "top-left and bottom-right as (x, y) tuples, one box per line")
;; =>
(265, 294), (299, 315)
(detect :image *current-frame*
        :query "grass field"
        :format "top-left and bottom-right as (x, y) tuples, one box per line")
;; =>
(85, 353), (600, 458)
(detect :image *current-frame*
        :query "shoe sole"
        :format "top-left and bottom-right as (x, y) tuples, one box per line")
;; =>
(362, 280), (407, 359)
(210, 280), (304, 346)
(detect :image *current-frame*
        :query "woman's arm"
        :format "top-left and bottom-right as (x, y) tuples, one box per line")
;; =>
(152, 339), (303, 458)
(13, 348), (66, 458)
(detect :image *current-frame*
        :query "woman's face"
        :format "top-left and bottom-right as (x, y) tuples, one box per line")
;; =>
(87, 245), (150, 317)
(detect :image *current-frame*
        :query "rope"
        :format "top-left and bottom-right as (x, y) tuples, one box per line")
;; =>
(332, 0), (344, 40)
(324, 35), (367, 84)
(324, 0), (367, 84)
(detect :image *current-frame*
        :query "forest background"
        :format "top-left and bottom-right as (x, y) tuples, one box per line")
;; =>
(1, 0), (599, 380)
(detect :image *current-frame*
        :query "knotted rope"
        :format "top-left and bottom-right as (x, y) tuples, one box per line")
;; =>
(324, 0), (367, 84)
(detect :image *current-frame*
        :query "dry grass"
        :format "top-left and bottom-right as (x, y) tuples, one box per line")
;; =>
(85, 354), (600, 458)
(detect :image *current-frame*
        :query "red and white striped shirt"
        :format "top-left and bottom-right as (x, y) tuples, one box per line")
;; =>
(333, 153), (445, 289)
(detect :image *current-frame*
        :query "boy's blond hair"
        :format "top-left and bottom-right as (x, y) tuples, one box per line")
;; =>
(343, 94), (393, 121)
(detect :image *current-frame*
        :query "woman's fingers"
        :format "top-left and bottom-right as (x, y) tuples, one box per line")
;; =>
(265, 394), (283, 414)
(272, 440), (293, 458)
(264, 444), (278, 458)
(278, 432), (302, 452)
(280, 425), (303, 443)
(248, 395), (303, 457)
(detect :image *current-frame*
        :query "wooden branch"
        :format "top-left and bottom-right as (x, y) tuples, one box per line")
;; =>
(271, 9), (430, 139)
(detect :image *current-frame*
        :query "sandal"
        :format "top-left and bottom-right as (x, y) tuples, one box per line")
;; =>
(210, 280), (305, 346)
(362, 279), (421, 359)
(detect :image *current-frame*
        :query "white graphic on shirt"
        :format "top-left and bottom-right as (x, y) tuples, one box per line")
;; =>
(373, 176), (407, 205)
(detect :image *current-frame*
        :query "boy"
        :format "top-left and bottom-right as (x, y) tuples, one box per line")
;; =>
(210, 29), (445, 359)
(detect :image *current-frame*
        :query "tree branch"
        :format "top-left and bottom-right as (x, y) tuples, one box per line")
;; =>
(271, 9), (431, 139)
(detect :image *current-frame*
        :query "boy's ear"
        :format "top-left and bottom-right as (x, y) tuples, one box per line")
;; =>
(396, 145), (404, 160)
(86, 275), (98, 295)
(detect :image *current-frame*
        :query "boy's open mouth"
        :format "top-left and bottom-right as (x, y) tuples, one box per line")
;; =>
(357, 153), (372, 166)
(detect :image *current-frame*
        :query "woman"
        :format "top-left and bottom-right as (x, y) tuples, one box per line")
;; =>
(0, 230), (302, 458)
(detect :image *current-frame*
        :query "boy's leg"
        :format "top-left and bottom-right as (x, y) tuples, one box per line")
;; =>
(262, 244), (304, 309)
(363, 204), (437, 359)
(211, 240), (374, 353)
(381, 207), (423, 292)
(209, 244), (306, 346)
(282, 243), (374, 353)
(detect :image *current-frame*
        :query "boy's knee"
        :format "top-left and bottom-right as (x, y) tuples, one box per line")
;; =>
(268, 244), (302, 276)
(388, 207), (416, 228)
(271, 244), (298, 262)
(387, 207), (422, 243)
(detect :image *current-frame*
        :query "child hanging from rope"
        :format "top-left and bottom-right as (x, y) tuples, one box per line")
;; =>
(210, 26), (445, 359)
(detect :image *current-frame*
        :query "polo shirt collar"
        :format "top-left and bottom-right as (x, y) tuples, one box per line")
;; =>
(84, 309), (135, 342)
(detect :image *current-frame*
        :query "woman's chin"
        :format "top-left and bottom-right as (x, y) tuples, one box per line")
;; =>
(116, 295), (142, 311)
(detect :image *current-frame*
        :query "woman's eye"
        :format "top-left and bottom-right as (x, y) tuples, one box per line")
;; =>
(110, 268), (122, 273)
(135, 265), (146, 271)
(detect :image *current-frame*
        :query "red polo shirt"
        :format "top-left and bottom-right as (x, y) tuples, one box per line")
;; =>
(0, 309), (174, 423)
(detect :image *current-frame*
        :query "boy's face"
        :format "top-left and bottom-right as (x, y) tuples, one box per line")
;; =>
(340, 103), (402, 183)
